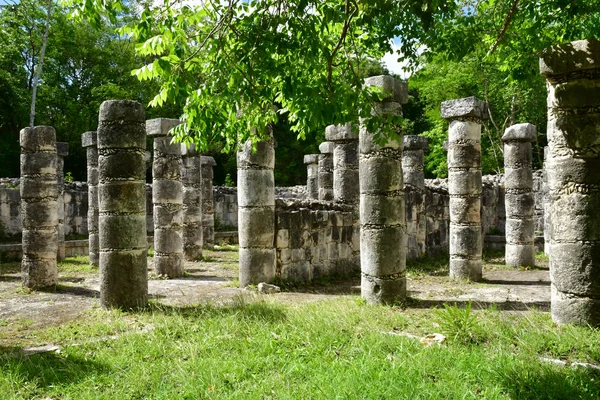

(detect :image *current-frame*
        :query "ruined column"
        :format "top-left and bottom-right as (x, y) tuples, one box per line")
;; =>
(181, 143), (203, 260)
(238, 132), (276, 287)
(304, 154), (319, 199)
(318, 142), (334, 201)
(543, 146), (551, 256)
(82, 131), (99, 266)
(403, 135), (429, 258)
(540, 38), (600, 325)
(502, 123), (537, 267)
(325, 124), (359, 205)
(147, 118), (184, 278)
(402, 136), (429, 189)
(56, 142), (69, 261)
(200, 156), (216, 249)
(442, 96), (488, 281)
(360, 75), (408, 304)
(98, 100), (147, 309)
(20, 126), (58, 289)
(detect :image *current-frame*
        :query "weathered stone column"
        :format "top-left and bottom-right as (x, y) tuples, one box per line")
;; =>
(98, 100), (147, 309)
(502, 123), (537, 267)
(181, 143), (203, 260)
(20, 126), (58, 289)
(543, 146), (551, 256)
(304, 154), (319, 199)
(82, 131), (99, 266)
(360, 75), (408, 304)
(200, 156), (216, 249)
(318, 142), (334, 201)
(148, 118), (184, 278)
(402, 136), (429, 189)
(56, 142), (69, 261)
(442, 96), (488, 281)
(325, 124), (359, 205)
(540, 38), (600, 325)
(403, 135), (429, 258)
(237, 132), (276, 287)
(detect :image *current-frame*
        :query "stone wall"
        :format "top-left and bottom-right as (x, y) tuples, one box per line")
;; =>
(275, 199), (360, 281)
(0, 174), (546, 261)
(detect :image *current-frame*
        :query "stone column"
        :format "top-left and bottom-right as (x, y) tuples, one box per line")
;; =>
(442, 96), (488, 281)
(402, 136), (429, 189)
(181, 143), (203, 260)
(20, 126), (58, 289)
(98, 100), (147, 309)
(543, 146), (551, 256)
(56, 142), (69, 261)
(147, 118), (184, 278)
(540, 38), (600, 326)
(502, 123), (537, 267)
(360, 75), (408, 304)
(304, 154), (319, 199)
(200, 156), (216, 249)
(82, 131), (99, 266)
(325, 124), (359, 205)
(237, 132), (276, 287)
(403, 135), (429, 258)
(318, 142), (334, 201)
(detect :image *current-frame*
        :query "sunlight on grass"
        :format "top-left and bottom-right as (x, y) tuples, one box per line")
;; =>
(1, 297), (599, 399)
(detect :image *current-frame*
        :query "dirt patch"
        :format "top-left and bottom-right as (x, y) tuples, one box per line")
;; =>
(0, 250), (550, 346)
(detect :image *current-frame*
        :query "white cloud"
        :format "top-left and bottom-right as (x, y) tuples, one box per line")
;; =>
(381, 39), (410, 79)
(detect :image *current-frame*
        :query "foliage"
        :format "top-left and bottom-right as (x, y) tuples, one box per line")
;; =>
(404, 0), (600, 177)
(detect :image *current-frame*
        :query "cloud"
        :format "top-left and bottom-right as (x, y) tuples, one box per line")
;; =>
(381, 39), (410, 79)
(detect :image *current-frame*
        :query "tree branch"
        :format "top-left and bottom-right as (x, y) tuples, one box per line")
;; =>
(487, 0), (518, 57)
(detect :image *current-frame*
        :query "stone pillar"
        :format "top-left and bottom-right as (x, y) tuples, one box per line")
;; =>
(147, 118), (184, 278)
(442, 96), (488, 281)
(20, 126), (58, 289)
(318, 142), (334, 201)
(543, 146), (551, 256)
(98, 100), (147, 309)
(402, 136), (429, 189)
(360, 75), (408, 304)
(403, 135), (429, 258)
(540, 38), (600, 326)
(56, 142), (69, 261)
(237, 132), (276, 287)
(181, 143), (203, 260)
(502, 123), (537, 267)
(304, 154), (319, 199)
(325, 124), (359, 205)
(200, 156), (216, 249)
(82, 131), (99, 266)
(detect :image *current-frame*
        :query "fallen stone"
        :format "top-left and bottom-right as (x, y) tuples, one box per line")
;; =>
(258, 282), (281, 294)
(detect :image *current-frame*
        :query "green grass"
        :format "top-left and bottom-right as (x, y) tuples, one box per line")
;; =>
(1, 296), (599, 399)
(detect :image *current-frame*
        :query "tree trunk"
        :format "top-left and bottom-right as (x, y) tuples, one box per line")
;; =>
(30, 1), (53, 127)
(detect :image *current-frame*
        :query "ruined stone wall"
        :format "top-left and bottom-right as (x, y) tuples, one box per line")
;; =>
(0, 174), (545, 259)
(275, 199), (360, 281)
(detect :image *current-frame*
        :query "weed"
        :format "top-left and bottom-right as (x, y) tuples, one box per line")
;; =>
(434, 301), (484, 345)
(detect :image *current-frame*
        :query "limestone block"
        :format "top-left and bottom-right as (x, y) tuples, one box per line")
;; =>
(239, 248), (276, 287)
(364, 75), (408, 103)
(237, 170), (275, 207)
(319, 141), (335, 154)
(238, 207), (275, 248)
(441, 97), (488, 121)
(403, 135), (429, 151)
(540, 38), (600, 77)
(146, 118), (181, 137)
(502, 123), (537, 142)
(325, 124), (358, 141)
(359, 157), (403, 193)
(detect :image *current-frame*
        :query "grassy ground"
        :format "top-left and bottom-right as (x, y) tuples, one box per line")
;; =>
(1, 251), (599, 399)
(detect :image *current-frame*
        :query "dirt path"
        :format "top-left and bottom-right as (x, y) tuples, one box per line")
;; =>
(0, 250), (550, 345)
